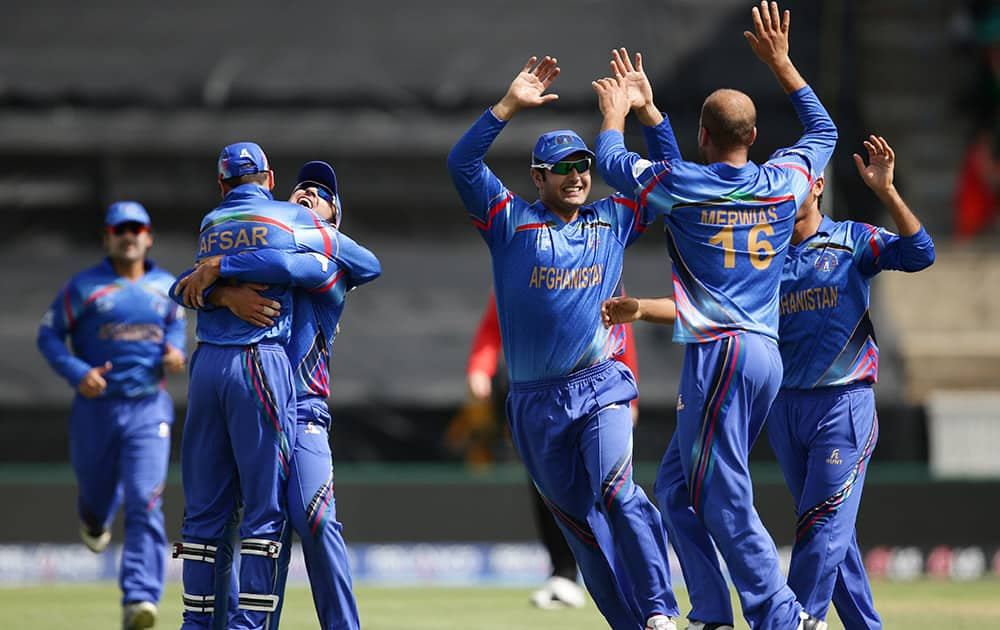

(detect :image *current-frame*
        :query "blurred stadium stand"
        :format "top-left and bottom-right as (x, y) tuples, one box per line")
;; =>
(1, 0), (997, 548)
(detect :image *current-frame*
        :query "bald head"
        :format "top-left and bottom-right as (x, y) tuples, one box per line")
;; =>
(700, 89), (757, 152)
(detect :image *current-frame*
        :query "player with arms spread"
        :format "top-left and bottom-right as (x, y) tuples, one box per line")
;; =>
(593, 3), (836, 628)
(448, 55), (680, 630)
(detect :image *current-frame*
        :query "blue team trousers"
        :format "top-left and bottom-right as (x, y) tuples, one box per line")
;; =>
(179, 342), (295, 630)
(69, 389), (172, 606)
(654, 334), (802, 630)
(271, 397), (360, 630)
(767, 384), (881, 629)
(506, 359), (679, 630)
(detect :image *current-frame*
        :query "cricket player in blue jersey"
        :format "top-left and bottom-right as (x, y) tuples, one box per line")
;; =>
(169, 142), (348, 630)
(601, 137), (936, 630)
(765, 135), (934, 628)
(594, 3), (836, 628)
(204, 160), (381, 630)
(448, 55), (681, 630)
(37, 201), (186, 630)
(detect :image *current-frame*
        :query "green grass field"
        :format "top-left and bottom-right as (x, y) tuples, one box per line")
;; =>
(1, 580), (997, 629)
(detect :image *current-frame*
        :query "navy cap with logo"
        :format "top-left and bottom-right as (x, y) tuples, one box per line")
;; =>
(217, 142), (270, 180)
(531, 130), (595, 167)
(105, 201), (151, 227)
(295, 161), (342, 227)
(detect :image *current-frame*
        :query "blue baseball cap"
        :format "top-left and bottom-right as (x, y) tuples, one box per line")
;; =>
(531, 130), (595, 167)
(105, 201), (151, 227)
(296, 161), (338, 198)
(296, 160), (342, 227)
(217, 141), (270, 180)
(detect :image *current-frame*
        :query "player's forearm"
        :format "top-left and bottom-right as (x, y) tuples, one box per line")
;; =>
(37, 330), (91, 387)
(637, 298), (677, 325)
(634, 103), (663, 128)
(768, 58), (806, 94)
(876, 186), (922, 237)
(642, 114), (681, 163)
(600, 110), (627, 135)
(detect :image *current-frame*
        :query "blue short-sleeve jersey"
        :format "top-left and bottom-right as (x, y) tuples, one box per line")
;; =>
(597, 86), (837, 343)
(37, 259), (186, 398)
(778, 216), (935, 388)
(448, 109), (658, 382)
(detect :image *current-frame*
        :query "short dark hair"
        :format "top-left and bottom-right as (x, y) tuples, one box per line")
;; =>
(221, 172), (270, 188)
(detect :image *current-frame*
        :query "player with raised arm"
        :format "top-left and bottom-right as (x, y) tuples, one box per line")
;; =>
(765, 135), (934, 627)
(448, 55), (681, 630)
(601, 136), (935, 629)
(593, 2), (836, 628)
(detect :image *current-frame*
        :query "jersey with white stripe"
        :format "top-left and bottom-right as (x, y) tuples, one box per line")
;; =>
(38, 258), (186, 397)
(779, 216), (934, 388)
(596, 85), (837, 343)
(448, 109), (671, 382)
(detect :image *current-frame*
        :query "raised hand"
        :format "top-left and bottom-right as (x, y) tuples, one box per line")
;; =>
(592, 76), (631, 123)
(853, 134), (895, 195)
(610, 48), (654, 112)
(493, 56), (561, 120)
(78, 361), (112, 398)
(601, 296), (641, 328)
(744, 1), (790, 68)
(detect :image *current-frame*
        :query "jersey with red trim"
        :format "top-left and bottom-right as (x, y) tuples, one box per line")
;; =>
(779, 216), (934, 388)
(466, 288), (639, 384)
(597, 85), (837, 343)
(170, 184), (339, 346)
(37, 258), (186, 398)
(448, 109), (662, 382)
(215, 231), (381, 399)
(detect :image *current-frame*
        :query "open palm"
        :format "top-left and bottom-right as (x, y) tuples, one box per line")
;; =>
(853, 134), (895, 193)
(610, 48), (653, 110)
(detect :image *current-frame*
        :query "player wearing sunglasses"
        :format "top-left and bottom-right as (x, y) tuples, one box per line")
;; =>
(448, 55), (684, 630)
(37, 201), (187, 630)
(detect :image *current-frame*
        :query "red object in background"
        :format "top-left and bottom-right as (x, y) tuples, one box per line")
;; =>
(468, 290), (639, 388)
(864, 546), (891, 578)
(955, 135), (999, 239)
(925, 545), (954, 578)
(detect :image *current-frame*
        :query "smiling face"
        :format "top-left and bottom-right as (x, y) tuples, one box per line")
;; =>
(531, 151), (592, 221)
(289, 185), (338, 225)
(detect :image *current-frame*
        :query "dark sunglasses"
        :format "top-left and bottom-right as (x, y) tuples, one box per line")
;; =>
(107, 222), (149, 236)
(534, 157), (592, 176)
(295, 181), (336, 205)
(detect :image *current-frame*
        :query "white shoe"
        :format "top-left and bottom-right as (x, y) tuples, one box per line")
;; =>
(686, 622), (735, 630)
(79, 524), (111, 553)
(123, 601), (157, 630)
(646, 615), (678, 630)
(530, 576), (586, 609)
(798, 612), (827, 630)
